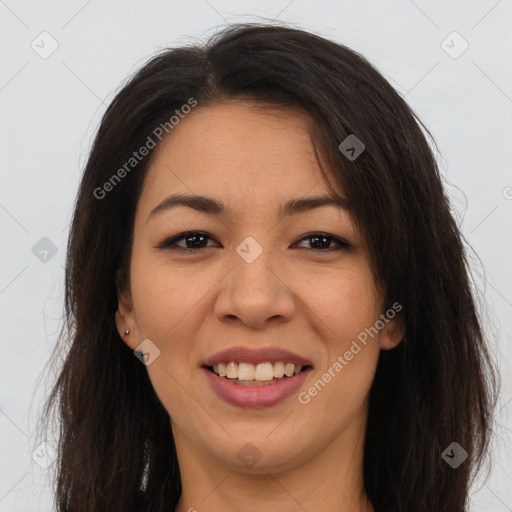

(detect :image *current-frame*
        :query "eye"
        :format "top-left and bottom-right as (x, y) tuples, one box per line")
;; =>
(157, 231), (219, 252)
(293, 233), (350, 252)
(157, 230), (350, 253)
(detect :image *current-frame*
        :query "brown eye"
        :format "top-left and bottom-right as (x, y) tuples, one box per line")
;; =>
(158, 231), (219, 251)
(294, 233), (350, 252)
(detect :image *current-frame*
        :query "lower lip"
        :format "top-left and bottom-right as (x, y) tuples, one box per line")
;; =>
(202, 367), (311, 408)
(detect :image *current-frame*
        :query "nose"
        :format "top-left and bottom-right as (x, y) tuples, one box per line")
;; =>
(213, 242), (297, 329)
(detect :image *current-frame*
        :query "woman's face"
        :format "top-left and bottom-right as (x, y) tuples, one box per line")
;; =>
(117, 100), (402, 473)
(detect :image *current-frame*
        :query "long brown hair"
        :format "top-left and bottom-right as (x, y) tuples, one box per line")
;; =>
(38, 23), (498, 511)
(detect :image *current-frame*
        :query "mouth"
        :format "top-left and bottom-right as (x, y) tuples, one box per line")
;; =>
(201, 346), (314, 407)
(204, 361), (313, 387)
(202, 346), (314, 407)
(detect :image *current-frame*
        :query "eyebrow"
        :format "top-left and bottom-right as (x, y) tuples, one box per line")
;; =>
(147, 193), (351, 221)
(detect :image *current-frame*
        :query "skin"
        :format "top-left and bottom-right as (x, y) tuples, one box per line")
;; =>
(116, 100), (403, 512)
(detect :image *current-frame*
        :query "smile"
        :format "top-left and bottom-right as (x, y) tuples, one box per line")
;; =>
(208, 361), (308, 385)
(202, 346), (314, 407)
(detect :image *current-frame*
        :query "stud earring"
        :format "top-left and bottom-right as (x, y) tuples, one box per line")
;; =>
(124, 328), (130, 335)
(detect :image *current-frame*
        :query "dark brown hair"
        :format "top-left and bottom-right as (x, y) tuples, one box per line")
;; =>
(38, 23), (498, 512)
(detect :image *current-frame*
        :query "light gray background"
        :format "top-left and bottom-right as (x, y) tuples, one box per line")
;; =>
(1, 1), (511, 510)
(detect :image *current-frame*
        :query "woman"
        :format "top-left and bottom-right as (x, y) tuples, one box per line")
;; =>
(39, 23), (498, 512)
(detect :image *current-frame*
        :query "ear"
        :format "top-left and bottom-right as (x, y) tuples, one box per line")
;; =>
(379, 311), (405, 351)
(115, 286), (140, 351)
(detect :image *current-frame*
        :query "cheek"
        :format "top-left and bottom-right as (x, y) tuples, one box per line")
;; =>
(129, 254), (222, 401)
(130, 254), (210, 340)
(129, 258), (209, 414)
(301, 265), (381, 394)
(300, 263), (380, 342)
(299, 273), (381, 424)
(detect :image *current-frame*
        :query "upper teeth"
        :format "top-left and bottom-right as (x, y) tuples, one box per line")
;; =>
(212, 361), (302, 381)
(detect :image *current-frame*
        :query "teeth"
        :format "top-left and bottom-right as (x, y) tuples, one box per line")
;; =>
(273, 361), (285, 378)
(211, 361), (304, 381)
(284, 363), (295, 377)
(238, 362), (255, 380)
(255, 362), (274, 381)
(226, 361), (238, 379)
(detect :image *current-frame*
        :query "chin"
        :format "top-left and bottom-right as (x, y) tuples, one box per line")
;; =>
(204, 429), (312, 474)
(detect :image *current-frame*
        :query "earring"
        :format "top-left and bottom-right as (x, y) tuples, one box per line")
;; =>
(124, 328), (130, 335)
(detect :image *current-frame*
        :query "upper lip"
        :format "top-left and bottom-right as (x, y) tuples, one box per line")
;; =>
(203, 346), (313, 367)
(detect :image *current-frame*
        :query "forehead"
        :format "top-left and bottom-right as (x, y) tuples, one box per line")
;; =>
(139, 101), (343, 213)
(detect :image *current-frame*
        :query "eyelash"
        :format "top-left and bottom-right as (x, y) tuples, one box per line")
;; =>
(157, 230), (350, 253)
